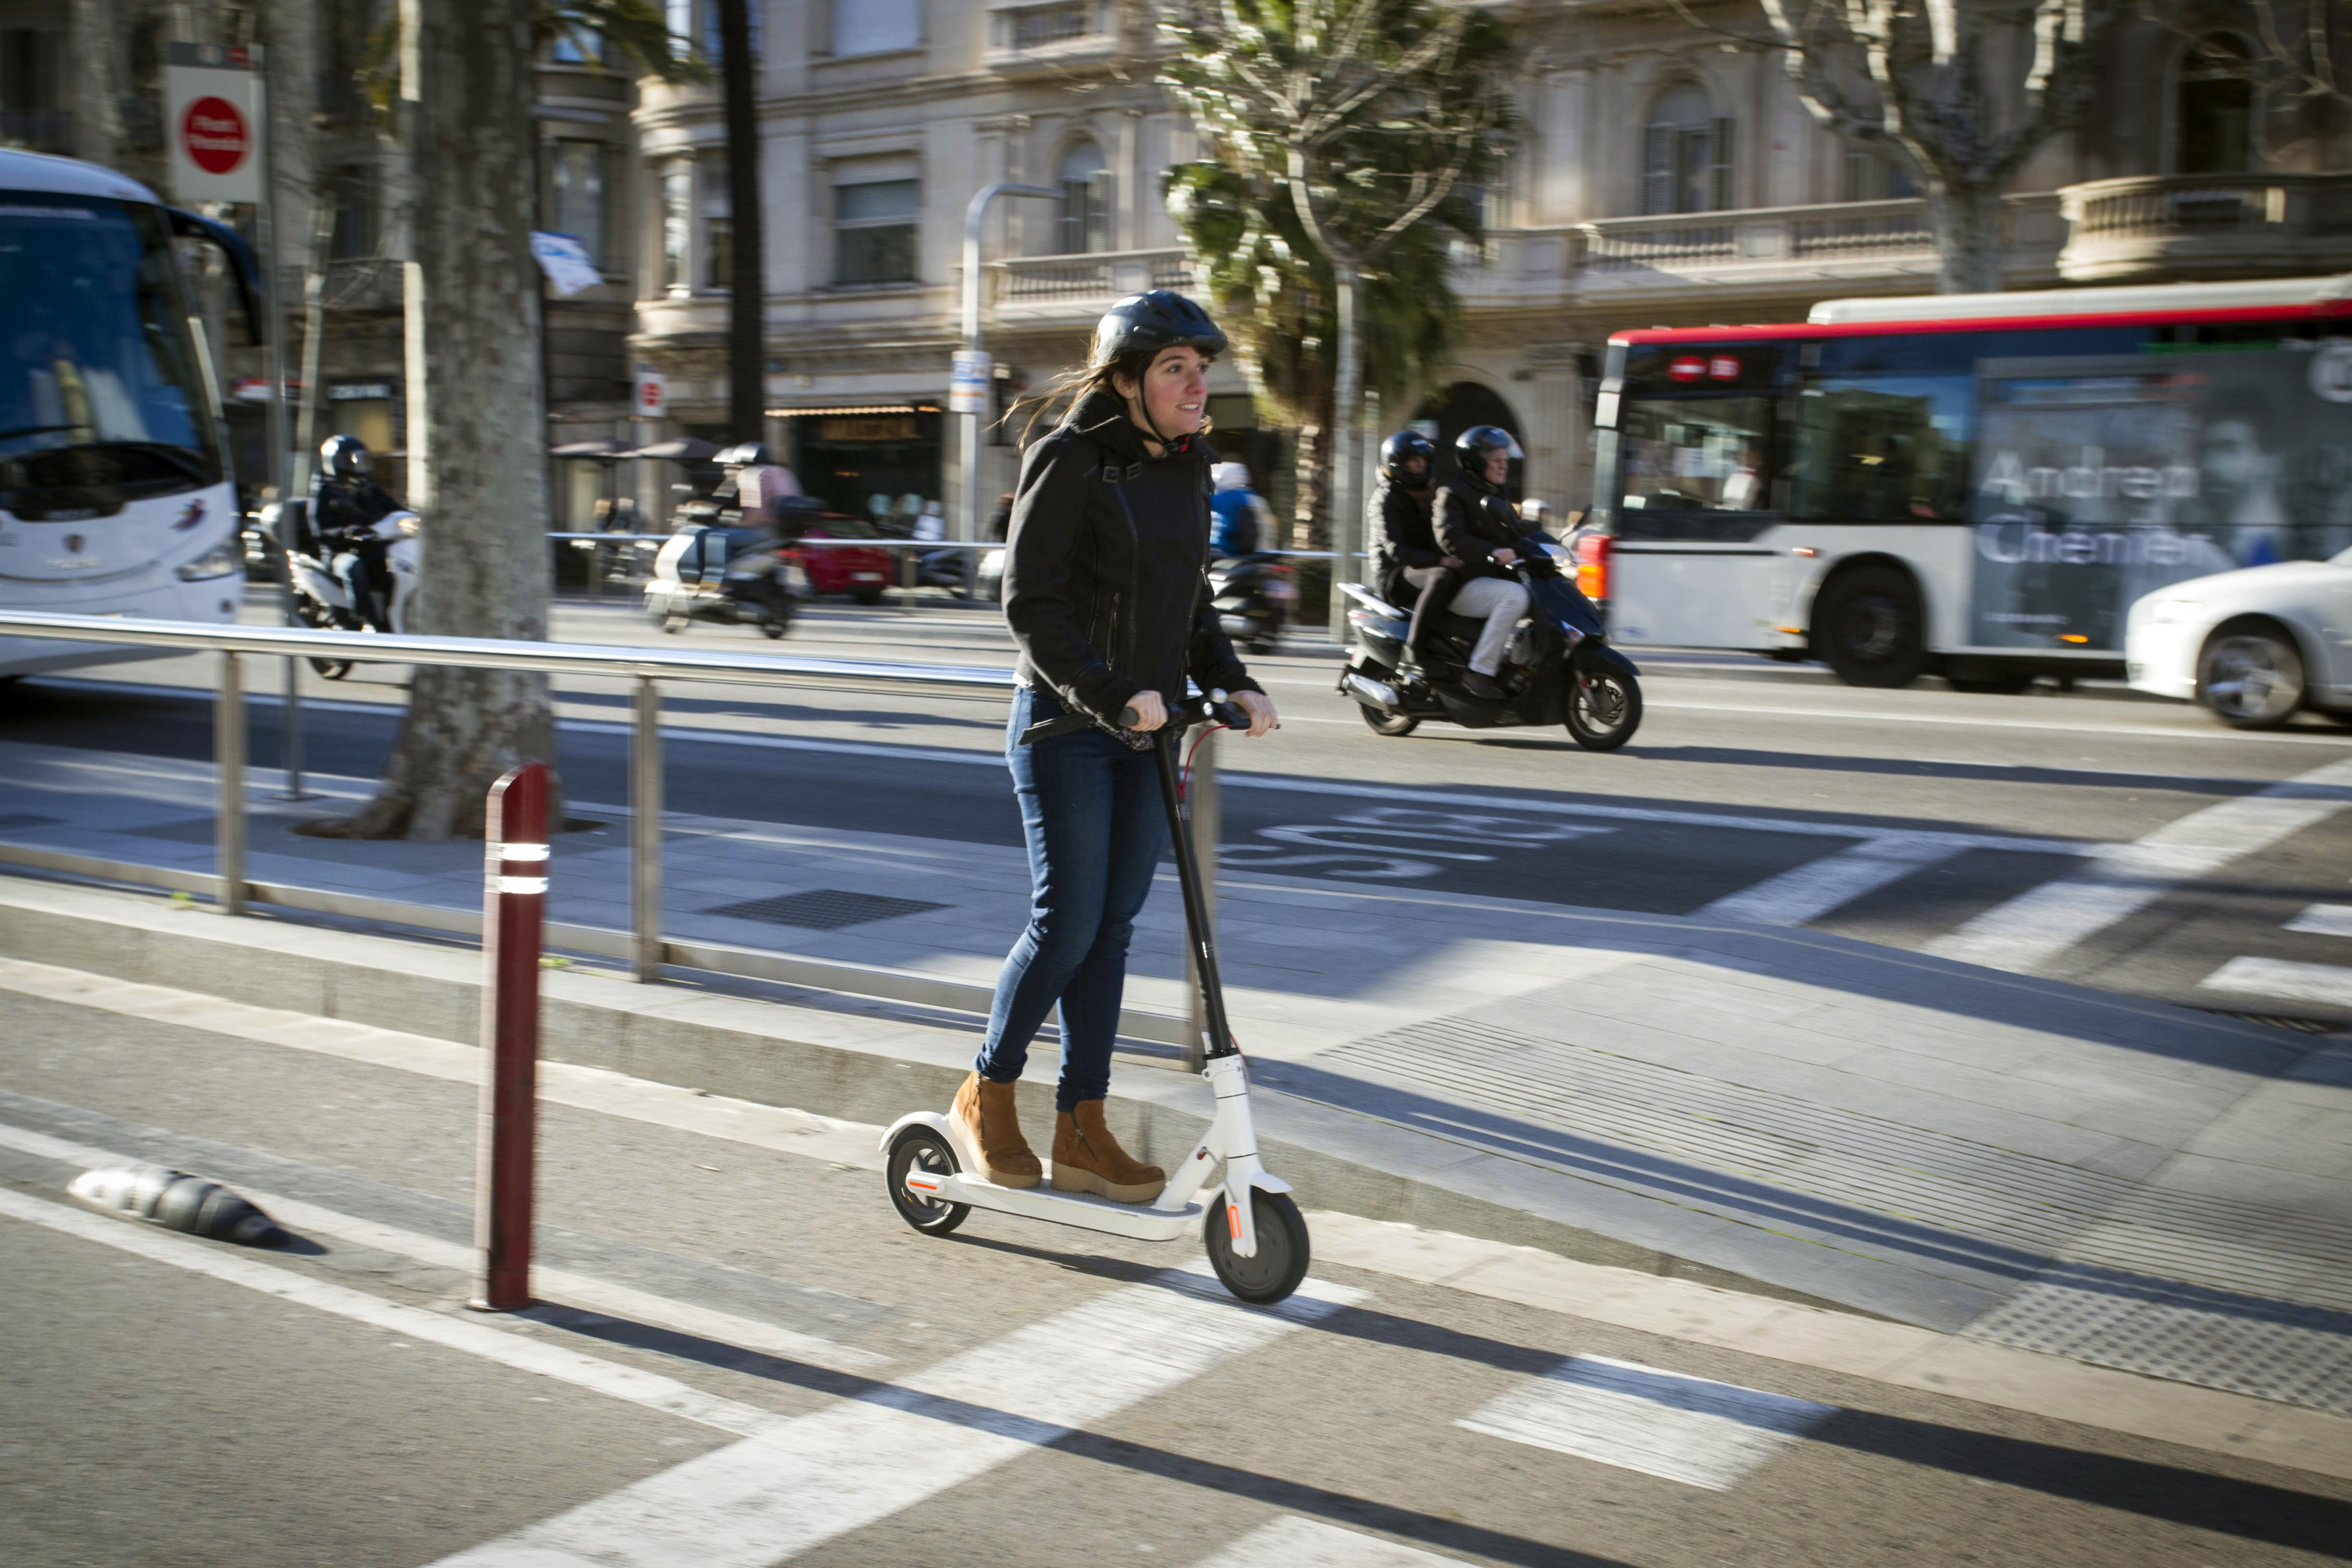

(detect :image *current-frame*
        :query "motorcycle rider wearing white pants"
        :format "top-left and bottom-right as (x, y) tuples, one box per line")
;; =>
(1432, 424), (1531, 701)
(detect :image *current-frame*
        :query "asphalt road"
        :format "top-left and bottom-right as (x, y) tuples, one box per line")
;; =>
(4, 983), (2344, 1567)
(6, 592), (2352, 1027)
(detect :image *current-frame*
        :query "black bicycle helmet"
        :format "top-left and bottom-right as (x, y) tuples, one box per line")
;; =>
(717, 442), (778, 469)
(320, 433), (371, 481)
(1454, 424), (1524, 492)
(1091, 290), (1228, 367)
(1380, 430), (1436, 481)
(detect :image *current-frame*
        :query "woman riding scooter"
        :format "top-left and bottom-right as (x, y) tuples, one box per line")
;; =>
(1431, 425), (1531, 700)
(953, 290), (1279, 1204)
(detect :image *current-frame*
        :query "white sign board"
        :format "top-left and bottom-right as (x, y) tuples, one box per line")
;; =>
(949, 349), (993, 416)
(163, 44), (263, 205)
(529, 231), (605, 297)
(633, 369), (667, 419)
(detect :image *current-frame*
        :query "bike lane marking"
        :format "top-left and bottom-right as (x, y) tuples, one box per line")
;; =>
(1926, 755), (2352, 973)
(426, 1268), (1367, 1568)
(1188, 1513), (1468, 1566)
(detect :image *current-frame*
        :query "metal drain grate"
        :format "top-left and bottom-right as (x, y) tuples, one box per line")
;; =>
(702, 888), (948, 930)
(2194, 1008), (2343, 1035)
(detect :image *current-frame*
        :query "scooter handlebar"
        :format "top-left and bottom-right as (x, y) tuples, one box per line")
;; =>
(1117, 690), (1249, 733)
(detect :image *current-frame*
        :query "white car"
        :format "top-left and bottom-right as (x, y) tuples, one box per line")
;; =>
(2126, 550), (2352, 727)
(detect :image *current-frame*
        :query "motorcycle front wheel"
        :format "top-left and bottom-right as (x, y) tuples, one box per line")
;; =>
(1564, 663), (1642, 751)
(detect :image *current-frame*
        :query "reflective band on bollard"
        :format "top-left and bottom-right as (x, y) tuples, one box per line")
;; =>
(473, 761), (551, 1312)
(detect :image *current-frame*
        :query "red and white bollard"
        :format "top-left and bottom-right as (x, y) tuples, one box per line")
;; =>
(472, 762), (550, 1312)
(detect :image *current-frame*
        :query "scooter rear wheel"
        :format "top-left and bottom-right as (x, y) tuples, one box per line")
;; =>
(886, 1125), (970, 1236)
(1203, 1188), (1310, 1304)
(1358, 706), (1419, 738)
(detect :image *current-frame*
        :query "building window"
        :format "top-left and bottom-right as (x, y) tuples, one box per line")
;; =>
(1008, 3), (1090, 50)
(701, 156), (732, 290)
(1842, 148), (1915, 202)
(1642, 85), (1732, 215)
(2176, 34), (2256, 175)
(666, 0), (694, 61)
(550, 26), (613, 65)
(834, 0), (919, 56)
(704, 0), (763, 63)
(329, 163), (376, 260)
(662, 158), (694, 296)
(834, 178), (917, 285)
(1057, 139), (1111, 255)
(551, 141), (610, 270)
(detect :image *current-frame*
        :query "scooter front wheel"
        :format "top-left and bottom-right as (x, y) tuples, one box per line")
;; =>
(1204, 1188), (1310, 1304)
(886, 1125), (969, 1236)
(1564, 666), (1642, 752)
(1358, 705), (1419, 738)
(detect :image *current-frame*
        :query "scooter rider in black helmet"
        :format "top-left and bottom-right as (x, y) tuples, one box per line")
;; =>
(1369, 430), (1445, 614)
(1433, 424), (1533, 701)
(310, 434), (401, 633)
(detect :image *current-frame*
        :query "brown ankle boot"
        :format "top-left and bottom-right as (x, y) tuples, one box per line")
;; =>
(951, 1071), (1040, 1188)
(1051, 1100), (1165, 1204)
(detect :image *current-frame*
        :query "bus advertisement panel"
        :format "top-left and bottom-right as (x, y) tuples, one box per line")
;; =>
(1969, 347), (2352, 652)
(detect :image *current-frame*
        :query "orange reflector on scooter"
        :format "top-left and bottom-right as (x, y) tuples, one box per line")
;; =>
(1227, 1202), (1241, 1239)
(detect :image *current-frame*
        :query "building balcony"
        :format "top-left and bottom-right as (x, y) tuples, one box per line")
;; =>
(983, 249), (1195, 327)
(2056, 172), (2352, 283)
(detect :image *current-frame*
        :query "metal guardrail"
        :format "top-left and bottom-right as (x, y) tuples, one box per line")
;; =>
(0, 609), (1208, 1054)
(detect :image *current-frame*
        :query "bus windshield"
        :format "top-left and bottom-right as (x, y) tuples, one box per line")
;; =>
(0, 192), (220, 519)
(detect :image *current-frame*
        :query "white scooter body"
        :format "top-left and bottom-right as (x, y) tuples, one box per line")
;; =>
(880, 1053), (1292, 1256)
(289, 509), (420, 634)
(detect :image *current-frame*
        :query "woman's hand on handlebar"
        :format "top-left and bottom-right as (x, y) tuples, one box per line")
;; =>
(1232, 690), (1279, 738)
(1122, 690), (1168, 732)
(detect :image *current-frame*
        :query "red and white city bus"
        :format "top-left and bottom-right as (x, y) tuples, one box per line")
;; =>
(1584, 275), (2352, 688)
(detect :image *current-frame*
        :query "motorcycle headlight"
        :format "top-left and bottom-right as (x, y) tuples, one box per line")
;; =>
(2145, 597), (2201, 626)
(393, 514), (421, 537)
(176, 538), (243, 580)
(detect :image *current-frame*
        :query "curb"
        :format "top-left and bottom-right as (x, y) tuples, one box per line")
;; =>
(0, 874), (1851, 1313)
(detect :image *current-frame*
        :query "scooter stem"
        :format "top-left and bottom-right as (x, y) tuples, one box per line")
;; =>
(1152, 726), (1240, 1061)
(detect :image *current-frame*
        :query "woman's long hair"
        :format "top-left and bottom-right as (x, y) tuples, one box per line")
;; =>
(1011, 347), (1217, 445)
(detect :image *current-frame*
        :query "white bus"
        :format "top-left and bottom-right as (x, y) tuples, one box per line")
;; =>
(1584, 275), (2352, 689)
(0, 147), (257, 678)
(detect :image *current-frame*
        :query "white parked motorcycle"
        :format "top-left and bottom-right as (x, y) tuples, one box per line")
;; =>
(264, 499), (421, 679)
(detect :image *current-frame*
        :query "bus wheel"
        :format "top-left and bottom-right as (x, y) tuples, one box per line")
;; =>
(1817, 567), (1925, 689)
(2201, 624), (2304, 729)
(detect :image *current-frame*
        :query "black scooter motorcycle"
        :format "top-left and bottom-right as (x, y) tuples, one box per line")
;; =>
(1338, 545), (1643, 752)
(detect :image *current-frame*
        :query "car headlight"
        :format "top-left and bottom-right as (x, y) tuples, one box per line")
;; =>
(2144, 597), (2201, 626)
(176, 538), (243, 580)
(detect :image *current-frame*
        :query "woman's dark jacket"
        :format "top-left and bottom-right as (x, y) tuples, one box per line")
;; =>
(1369, 476), (1440, 606)
(1434, 475), (1528, 583)
(1004, 390), (1262, 721)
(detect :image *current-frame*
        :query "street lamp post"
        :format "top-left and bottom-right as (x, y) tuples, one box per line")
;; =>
(956, 183), (1060, 558)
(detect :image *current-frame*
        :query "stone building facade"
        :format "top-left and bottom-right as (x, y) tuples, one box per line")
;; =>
(629, 0), (2352, 541)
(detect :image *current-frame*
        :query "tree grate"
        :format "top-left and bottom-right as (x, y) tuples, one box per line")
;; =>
(701, 888), (949, 931)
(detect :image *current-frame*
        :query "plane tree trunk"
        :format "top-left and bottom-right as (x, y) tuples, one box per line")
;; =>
(330, 0), (557, 840)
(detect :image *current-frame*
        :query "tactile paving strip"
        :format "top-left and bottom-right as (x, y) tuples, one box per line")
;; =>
(1968, 1271), (2352, 1412)
(1328, 1012), (2352, 1410)
(700, 888), (948, 931)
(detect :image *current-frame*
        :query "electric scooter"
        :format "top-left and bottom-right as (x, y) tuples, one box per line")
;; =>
(878, 693), (1312, 1305)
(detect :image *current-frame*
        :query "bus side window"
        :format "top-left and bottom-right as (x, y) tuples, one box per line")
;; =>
(1789, 370), (1975, 523)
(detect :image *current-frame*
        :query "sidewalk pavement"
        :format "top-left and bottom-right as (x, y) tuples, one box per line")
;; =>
(1, 735), (2347, 1419)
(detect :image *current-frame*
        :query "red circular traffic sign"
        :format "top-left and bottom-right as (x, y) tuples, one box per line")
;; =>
(1668, 355), (1708, 383)
(181, 96), (249, 175)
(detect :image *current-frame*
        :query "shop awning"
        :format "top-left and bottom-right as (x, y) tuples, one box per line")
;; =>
(764, 404), (941, 418)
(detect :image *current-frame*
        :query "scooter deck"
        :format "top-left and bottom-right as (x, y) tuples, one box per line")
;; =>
(910, 1168), (1207, 1243)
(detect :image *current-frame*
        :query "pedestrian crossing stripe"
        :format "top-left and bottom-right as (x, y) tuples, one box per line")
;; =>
(1458, 1354), (1835, 1491)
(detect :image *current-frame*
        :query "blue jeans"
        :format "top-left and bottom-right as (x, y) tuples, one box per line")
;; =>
(973, 685), (1168, 1111)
